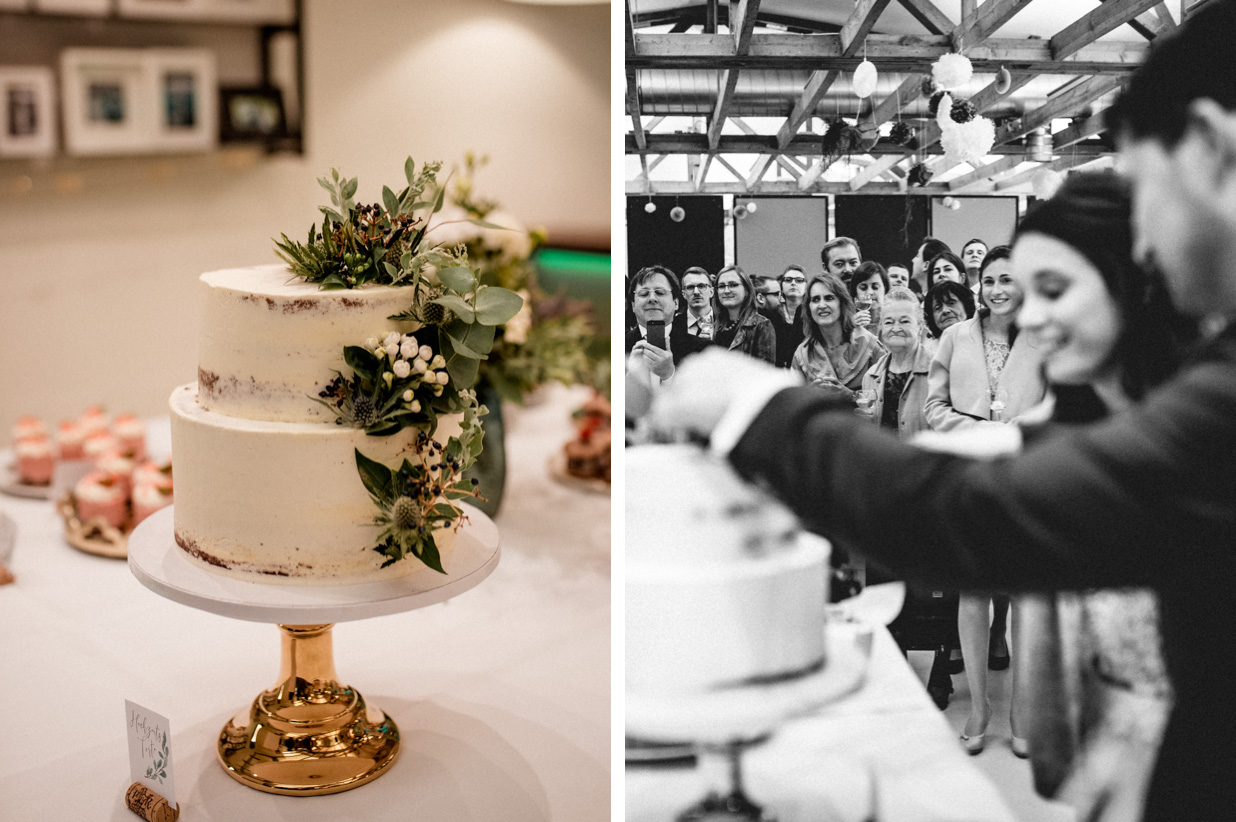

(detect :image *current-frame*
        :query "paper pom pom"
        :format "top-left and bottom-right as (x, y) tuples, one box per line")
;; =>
(920, 76), (938, 97)
(889, 121), (915, 146)
(853, 60), (878, 98)
(644, 201), (656, 214)
(908, 163), (933, 187)
(939, 115), (996, 163)
(950, 99), (977, 124)
(821, 119), (849, 156)
(1031, 168), (1064, 200)
(928, 91), (947, 118)
(670, 206), (685, 222)
(932, 53), (973, 91)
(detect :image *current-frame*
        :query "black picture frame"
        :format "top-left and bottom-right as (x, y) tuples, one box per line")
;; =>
(218, 86), (286, 145)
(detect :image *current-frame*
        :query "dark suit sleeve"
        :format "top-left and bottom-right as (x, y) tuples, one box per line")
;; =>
(728, 354), (1236, 591)
(754, 317), (776, 365)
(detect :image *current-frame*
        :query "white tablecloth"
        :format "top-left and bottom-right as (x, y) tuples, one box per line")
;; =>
(0, 384), (610, 821)
(626, 629), (1018, 822)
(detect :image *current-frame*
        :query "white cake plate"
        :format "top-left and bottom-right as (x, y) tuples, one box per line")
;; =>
(127, 502), (500, 797)
(625, 621), (872, 746)
(128, 503), (500, 623)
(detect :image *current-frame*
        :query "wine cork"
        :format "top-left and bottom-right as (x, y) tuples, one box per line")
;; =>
(125, 782), (178, 822)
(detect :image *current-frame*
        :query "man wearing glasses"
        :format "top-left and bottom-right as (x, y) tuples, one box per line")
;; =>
(769, 265), (808, 368)
(625, 265), (710, 387)
(681, 267), (716, 339)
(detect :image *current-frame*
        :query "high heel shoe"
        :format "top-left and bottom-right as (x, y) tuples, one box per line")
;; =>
(959, 732), (986, 755)
(1011, 736), (1030, 759)
(988, 633), (1010, 671)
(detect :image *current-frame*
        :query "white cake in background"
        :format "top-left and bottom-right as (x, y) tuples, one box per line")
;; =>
(170, 265), (458, 586)
(626, 444), (829, 694)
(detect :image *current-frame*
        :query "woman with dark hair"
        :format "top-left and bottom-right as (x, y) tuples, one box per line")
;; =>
(927, 251), (968, 292)
(1010, 172), (1192, 820)
(923, 280), (978, 339)
(924, 244), (1048, 755)
(791, 273), (885, 398)
(848, 261), (889, 330)
(711, 265), (776, 364)
(912, 237), (951, 295)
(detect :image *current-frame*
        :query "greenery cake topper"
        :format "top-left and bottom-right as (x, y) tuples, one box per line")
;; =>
(275, 158), (524, 573)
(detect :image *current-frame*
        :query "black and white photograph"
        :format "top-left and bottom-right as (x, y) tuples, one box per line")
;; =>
(0, 65), (56, 158)
(624, 1), (1234, 821)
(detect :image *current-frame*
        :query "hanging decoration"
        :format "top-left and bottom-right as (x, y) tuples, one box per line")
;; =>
(920, 76), (938, 97)
(941, 196), (961, 210)
(995, 66), (1013, 95)
(932, 53), (973, 91)
(856, 120), (881, 151)
(936, 92), (995, 164)
(950, 98), (977, 124)
(670, 205), (685, 222)
(644, 200), (656, 213)
(821, 118), (860, 158)
(927, 91), (947, 118)
(908, 162), (933, 187)
(889, 121), (915, 147)
(853, 59), (878, 98)
(1031, 167), (1065, 200)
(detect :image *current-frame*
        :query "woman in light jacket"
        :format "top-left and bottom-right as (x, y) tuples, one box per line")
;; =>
(791, 273), (885, 399)
(712, 265), (776, 365)
(924, 245), (1048, 755)
(859, 287), (934, 439)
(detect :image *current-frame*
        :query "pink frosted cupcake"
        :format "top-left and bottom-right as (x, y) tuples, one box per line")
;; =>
(78, 405), (109, 437)
(15, 436), (55, 485)
(132, 459), (173, 491)
(112, 413), (147, 461)
(74, 471), (128, 530)
(12, 416), (47, 444)
(57, 420), (86, 460)
(82, 431), (118, 463)
(131, 482), (174, 528)
(95, 451), (136, 496)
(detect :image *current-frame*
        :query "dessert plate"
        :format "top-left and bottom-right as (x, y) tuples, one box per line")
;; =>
(57, 494), (128, 558)
(0, 454), (52, 500)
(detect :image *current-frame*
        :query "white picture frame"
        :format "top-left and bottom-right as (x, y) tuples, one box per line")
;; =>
(145, 49), (218, 153)
(117, 0), (293, 23)
(60, 48), (155, 156)
(33, 0), (111, 15)
(0, 66), (57, 159)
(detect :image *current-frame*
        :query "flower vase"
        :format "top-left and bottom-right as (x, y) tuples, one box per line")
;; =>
(464, 381), (506, 517)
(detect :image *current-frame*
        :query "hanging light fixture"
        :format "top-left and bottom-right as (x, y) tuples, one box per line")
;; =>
(1026, 128), (1053, 163)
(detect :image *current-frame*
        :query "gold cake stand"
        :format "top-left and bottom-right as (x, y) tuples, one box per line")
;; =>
(128, 504), (500, 797)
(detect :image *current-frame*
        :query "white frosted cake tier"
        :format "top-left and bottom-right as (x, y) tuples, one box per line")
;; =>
(625, 445), (830, 694)
(170, 383), (462, 586)
(196, 264), (421, 422)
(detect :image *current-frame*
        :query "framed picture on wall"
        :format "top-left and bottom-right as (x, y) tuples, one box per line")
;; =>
(219, 86), (285, 144)
(146, 49), (217, 153)
(33, 0), (110, 15)
(0, 67), (56, 159)
(117, 0), (293, 23)
(60, 49), (155, 156)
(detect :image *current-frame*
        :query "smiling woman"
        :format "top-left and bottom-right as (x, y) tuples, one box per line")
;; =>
(790, 273), (885, 399)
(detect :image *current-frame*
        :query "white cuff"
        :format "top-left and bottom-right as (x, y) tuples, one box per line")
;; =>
(709, 369), (803, 458)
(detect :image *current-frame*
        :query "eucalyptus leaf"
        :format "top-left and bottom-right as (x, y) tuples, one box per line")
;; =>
(474, 286), (524, 326)
(318, 177), (335, 194)
(444, 347), (480, 389)
(404, 156), (416, 186)
(382, 185), (399, 216)
(419, 537), (446, 574)
(432, 294), (476, 323)
(343, 177), (358, 199)
(355, 450), (395, 506)
(436, 265), (476, 293)
(445, 332), (486, 359)
(319, 206), (345, 224)
(445, 318), (495, 355)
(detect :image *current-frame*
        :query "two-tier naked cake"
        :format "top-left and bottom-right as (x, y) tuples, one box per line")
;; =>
(170, 264), (460, 585)
(626, 444), (829, 694)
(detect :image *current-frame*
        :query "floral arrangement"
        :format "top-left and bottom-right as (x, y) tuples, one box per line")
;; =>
(430, 153), (601, 403)
(275, 158), (525, 573)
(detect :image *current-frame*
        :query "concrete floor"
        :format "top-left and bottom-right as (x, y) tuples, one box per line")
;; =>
(905, 649), (1077, 822)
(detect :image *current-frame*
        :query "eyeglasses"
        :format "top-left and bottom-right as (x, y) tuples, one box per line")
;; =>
(716, 282), (742, 291)
(634, 288), (672, 299)
(683, 284), (711, 292)
(781, 277), (806, 284)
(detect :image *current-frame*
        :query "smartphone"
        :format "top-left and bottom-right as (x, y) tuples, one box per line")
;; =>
(646, 320), (667, 349)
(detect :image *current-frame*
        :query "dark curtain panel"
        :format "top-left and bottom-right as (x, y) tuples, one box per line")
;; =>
(626, 196), (726, 282)
(833, 195), (930, 272)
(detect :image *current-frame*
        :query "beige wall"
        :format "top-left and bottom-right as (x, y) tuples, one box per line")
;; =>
(0, 0), (609, 436)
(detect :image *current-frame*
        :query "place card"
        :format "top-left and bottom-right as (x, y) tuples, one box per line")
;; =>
(125, 701), (177, 808)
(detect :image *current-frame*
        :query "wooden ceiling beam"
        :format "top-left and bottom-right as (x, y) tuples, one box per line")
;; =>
(707, 69), (741, 149)
(629, 33), (1147, 74)
(798, 159), (828, 191)
(896, 0), (954, 35)
(952, 0), (1036, 51)
(775, 69), (840, 149)
(947, 155), (1023, 191)
(694, 154), (713, 192)
(994, 154), (1104, 191)
(627, 133), (1108, 156)
(870, 74), (924, 127)
(746, 154), (776, 191)
(995, 74), (1124, 146)
(841, 0), (896, 56)
(1053, 109), (1110, 150)
(1051, 0), (1162, 60)
(731, 0), (762, 55)
(713, 154), (745, 182)
(626, 179), (953, 195)
(849, 154), (905, 191)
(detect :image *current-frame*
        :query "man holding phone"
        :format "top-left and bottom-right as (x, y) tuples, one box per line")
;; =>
(626, 265), (710, 387)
